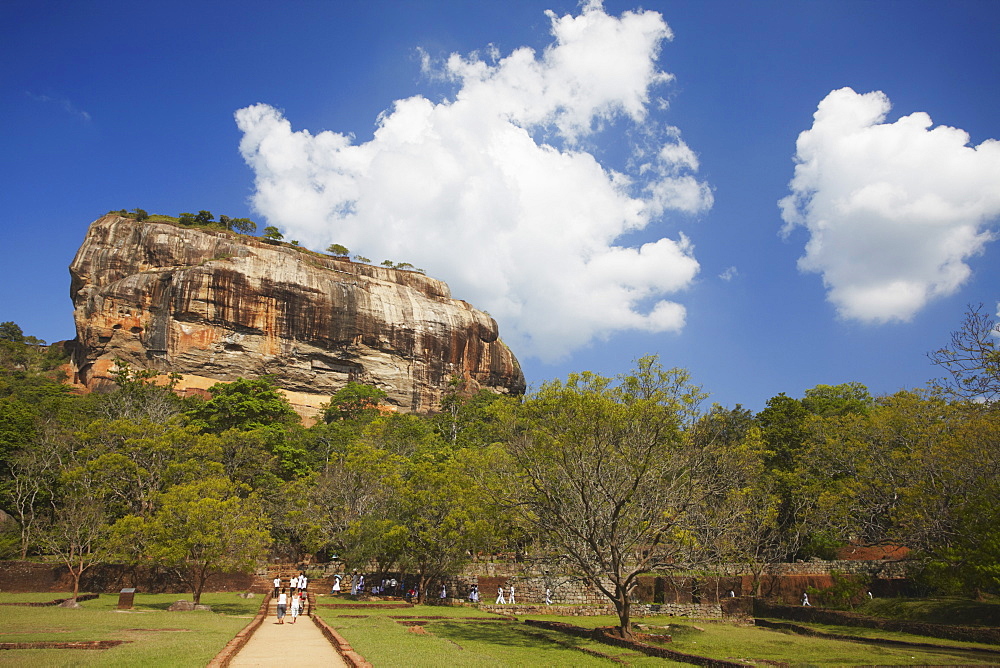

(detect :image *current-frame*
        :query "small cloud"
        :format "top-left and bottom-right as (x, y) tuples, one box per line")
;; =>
(719, 266), (738, 282)
(26, 92), (92, 122)
(779, 87), (1000, 323)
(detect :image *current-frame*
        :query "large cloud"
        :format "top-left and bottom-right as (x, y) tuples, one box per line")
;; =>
(780, 87), (1000, 323)
(235, 1), (711, 361)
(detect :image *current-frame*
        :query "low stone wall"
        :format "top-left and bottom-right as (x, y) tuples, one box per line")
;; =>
(0, 561), (259, 595)
(477, 601), (725, 618)
(0, 558), (911, 606)
(312, 613), (373, 668)
(0, 640), (128, 650)
(0, 593), (99, 607)
(478, 603), (612, 617)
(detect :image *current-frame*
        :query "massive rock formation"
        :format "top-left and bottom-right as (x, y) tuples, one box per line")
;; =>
(68, 214), (524, 416)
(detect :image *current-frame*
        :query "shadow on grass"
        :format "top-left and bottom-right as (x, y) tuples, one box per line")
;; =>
(136, 601), (253, 615)
(430, 620), (581, 651)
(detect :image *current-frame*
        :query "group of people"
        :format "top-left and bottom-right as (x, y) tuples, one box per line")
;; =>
(273, 572), (309, 624)
(312, 571), (559, 607)
(329, 573), (407, 598)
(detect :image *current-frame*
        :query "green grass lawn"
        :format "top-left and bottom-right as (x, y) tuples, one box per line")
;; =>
(314, 597), (673, 666)
(859, 595), (1000, 626)
(317, 596), (1000, 667)
(634, 620), (1000, 666)
(7, 592), (998, 667)
(0, 592), (261, 667)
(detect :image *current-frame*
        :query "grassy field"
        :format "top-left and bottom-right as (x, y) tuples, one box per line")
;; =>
(314, 601), (672, 666)
(314, 594), (1000, 667)
(4, 592), (999, 666)
(859, 595), (1000, 626)
(0, 592), (260, 667)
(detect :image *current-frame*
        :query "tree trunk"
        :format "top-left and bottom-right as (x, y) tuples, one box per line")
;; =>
(613, 592), (632, 639)
(417, 574), (428, 604)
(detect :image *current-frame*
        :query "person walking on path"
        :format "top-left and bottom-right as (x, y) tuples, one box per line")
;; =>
(276, 589), (288, 623)
(801, 592), (811, 606)
(495, 585), (506, 604)
(273, 576), (281, 597)
(299, 572), (308, 594)
(290, 592), (302, 623)
(227, 598), (349, 667)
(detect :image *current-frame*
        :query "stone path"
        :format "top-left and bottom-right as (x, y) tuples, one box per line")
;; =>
(227, 598), (348, 667)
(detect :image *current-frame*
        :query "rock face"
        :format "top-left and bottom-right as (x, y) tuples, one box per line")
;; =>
(68, 215), (525, 415)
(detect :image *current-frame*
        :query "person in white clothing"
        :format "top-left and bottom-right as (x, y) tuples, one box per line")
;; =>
(495, 585), (506, 604)
(276, 589), (288, 623)
(290, 592), (302, 623)
(545, 588), (552, 605)
(801, 592), (811, 606)
(272, 577), (281, 597)
(508, 584), (515, 605)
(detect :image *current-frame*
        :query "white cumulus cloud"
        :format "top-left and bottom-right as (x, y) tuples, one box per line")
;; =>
(235, 1), (711, 361)
(780, 87), (1000, 323)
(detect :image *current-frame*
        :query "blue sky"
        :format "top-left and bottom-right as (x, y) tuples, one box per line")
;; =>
(2, 0), (998, 412)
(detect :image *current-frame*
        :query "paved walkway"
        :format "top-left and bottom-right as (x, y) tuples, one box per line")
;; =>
(228, 598), (347, 667)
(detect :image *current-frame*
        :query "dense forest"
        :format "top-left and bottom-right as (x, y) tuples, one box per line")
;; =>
(1, 306), (998, 631)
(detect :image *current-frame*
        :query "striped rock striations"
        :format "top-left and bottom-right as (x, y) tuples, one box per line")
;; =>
(68, 214), (524, 415)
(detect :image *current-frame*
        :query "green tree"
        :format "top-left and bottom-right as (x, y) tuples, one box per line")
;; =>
(397, 454), (493, 603)
(72, 420), (222, 518)
(0, 321), (25, 343)
(178, 212), (197, 226)
(434, 381), (506, 448)
(39, 487), (108, 601)
(262, 226), (284, 242)
(113, 478), (270, 604)
(230, 218), (257, 234)
(186, 377), (298, 433)
(128, 208), (149, 221)
(802, 382), (874, 417)
(756, 393), (810, 472)
(98, 360), (184, 423)
(327, 244), (350, 256)
(323, 382), (387, 423)
(2, 422), (67, 558)
(492, 356), (708, 638)
(194, 210), (214, 225)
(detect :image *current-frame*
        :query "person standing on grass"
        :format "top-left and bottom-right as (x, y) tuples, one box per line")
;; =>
(509, 584), (515, 605)
(801, 592), (811, 606)
(276, 588), (288, 623)
(545, 588), (552, 605)
(331, 575), (342, 595)
(496, 585), (506, 604)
